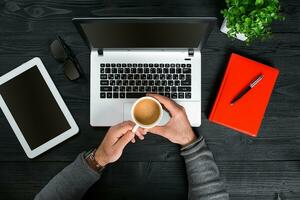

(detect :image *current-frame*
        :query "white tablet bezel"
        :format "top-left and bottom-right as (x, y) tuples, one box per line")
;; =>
(0, 57), (79, 158)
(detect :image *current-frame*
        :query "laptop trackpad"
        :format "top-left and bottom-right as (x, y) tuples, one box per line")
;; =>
(123, 103), (170, 126)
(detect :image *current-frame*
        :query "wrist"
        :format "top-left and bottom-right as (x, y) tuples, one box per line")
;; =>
(180, 129), (197, 147)
(94, 149), (108, 167)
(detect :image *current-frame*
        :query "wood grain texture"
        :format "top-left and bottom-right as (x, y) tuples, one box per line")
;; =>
(0, 0), (300, 199)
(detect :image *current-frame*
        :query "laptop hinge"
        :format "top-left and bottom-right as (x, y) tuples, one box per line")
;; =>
(188, 49), (194, 57)
(97, 49), (103, 56)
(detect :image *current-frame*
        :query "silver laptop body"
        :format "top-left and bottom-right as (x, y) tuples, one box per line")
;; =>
(73, 17), (216, 127)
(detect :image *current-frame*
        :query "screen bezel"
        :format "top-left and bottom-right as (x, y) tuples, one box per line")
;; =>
(72, 17), (217, 50)
(0, 57), (79, 158)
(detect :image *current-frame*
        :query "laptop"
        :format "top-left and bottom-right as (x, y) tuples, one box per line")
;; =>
(73, 17), (216, 127)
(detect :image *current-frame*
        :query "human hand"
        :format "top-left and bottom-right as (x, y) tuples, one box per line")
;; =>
(95, 121), (138, 167)
(147, 94), (197, 147)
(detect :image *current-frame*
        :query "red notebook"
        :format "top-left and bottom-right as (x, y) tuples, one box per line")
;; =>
(209, 53), (279, 137)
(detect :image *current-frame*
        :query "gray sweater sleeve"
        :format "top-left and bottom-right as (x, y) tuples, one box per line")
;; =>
(180, 137), (229, 200)
(34, 152), (101, 200)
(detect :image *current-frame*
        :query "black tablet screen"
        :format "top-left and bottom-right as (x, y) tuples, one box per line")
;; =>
(0, 66), (71, 150)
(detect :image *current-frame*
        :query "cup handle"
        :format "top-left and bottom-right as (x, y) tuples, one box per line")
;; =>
(132, 124), (139, 133)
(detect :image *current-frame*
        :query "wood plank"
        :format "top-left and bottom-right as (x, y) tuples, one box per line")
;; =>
(0, 161), (299, 199)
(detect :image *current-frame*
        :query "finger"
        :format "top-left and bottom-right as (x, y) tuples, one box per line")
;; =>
(131, 138), (136, 143)
(114, 121), (135, 137)
(148, 126), (167, 137)
(147, 93), (181, 116)
(114, 131), (135, 150)
(135, 130), (145, 140)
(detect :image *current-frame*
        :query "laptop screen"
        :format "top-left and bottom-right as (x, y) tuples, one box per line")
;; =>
(74, 18), (216, 49)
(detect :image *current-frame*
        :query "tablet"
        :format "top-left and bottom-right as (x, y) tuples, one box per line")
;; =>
(0, 57), (79, 158)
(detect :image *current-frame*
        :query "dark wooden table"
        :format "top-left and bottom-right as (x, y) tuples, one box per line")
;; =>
(0, 0), (299, 199)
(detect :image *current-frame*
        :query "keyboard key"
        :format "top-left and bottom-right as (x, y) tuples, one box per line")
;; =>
(138, 68), (143, 73)
(165, 87), (171, 92)
(128, 64), (132, 67)
(113, 86), (119, 92)
(111, 63), (116, 67)
(133, 86), (139, 92)
(117, 63), (121, 67)
(183, 68), (191, 73)
(136, 80), (141, 86)
(150, 68), (156, 73)
(171, 64), (175, 67)
(170, 68), (175, 73)
(110, 80), (115, 86)
(171, 87), (177, 92)
(152, 87), (157, 92)
(160, 74), (165, 79)
(179, 74), (185, 80)
(126, 86), (132, 92)
(142, 80), (148, 85)
(163, 68), (169, 73)
(155, 80), (160, 86)
(178, 87), (191, 92)
(161, 80), (167, 86)
(125, 68), (130, 73)
(114, 74), (120, 79)
(165, 64), (170, 67)
(149, 63), (153, 67)
(120, 93), (125, 98)
(120, 86), (125, 92)
(122, 64), (126, 67)
(139, 86), (145, 92)
(126, 93), (146, 98)
(100, 80), (109, 85)
(105, 68), (111, 73)
(186, 75), (191, 80)
(181, 80), (191, 86)
(166, 74), (172, 79)
(100, 93), (106, 98)
(165, 93), (170, 98)
(141, 74), (146, 79)
(116, 80), (122, 85)
(187, 64), (191, 67)
(113, 93), (119, 98)
(118, 68), (124, 73)
(178, 93), (184, 99)
(101, 86), (112, 91)
(173, 74), (178, 80)
(154, 63), (159, 67)
(176, 64), (180, 67)
(154, 74), (159, 80)
(134, 74), (140, 79)
(100, 68), (104, 73)
(144, 68), (149, 73)
(106, 63), (110, 67)
(181, 64), (186, 67)
(123, 80), (128, 86)
(100, 64), (105, 67)
(149, 80), (154, 86)
(171, 93), (177, 99)
(128, 74), (133, 79)
(107, 93), (112, 98)
(168, 81), (173, 86)
(176, 68), (182, 73)
(131, 68), (137, 73)
(112, 68), (117, 73)
(145, 86), (151, 92)
(129, 80), (135, 85)
(138, 63), (143, 67)
(157, 68), (162, 73)
(121, 74), (127, 79)
(107, 74), (113, 80)
(185, 93), (191, 99)
(158, 87), (164, 92)
(175, 80), (180, 86)
(144, 63), (148, 67)
(147, 74), (152, 79)
(133, 64), (137, 67)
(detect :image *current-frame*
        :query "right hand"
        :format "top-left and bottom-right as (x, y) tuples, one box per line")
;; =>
(147, 94), (197, 147)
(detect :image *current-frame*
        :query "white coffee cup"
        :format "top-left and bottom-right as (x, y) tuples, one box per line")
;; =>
(131, 96), (163, 133)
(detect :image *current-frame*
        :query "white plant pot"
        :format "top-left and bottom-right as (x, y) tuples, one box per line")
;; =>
(220, 18), (247, 41)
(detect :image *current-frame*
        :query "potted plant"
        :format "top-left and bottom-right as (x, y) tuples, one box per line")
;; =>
(220, 0), (284, 43)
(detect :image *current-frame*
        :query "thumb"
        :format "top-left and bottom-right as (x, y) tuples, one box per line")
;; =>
(148, 126), (167, 137)
(114, 131), (135, 150)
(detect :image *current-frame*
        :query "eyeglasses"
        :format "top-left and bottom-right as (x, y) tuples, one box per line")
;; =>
(50, 35), (82, 80)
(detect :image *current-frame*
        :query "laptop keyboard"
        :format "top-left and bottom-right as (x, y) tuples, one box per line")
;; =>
(99, 63), (191, 99)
